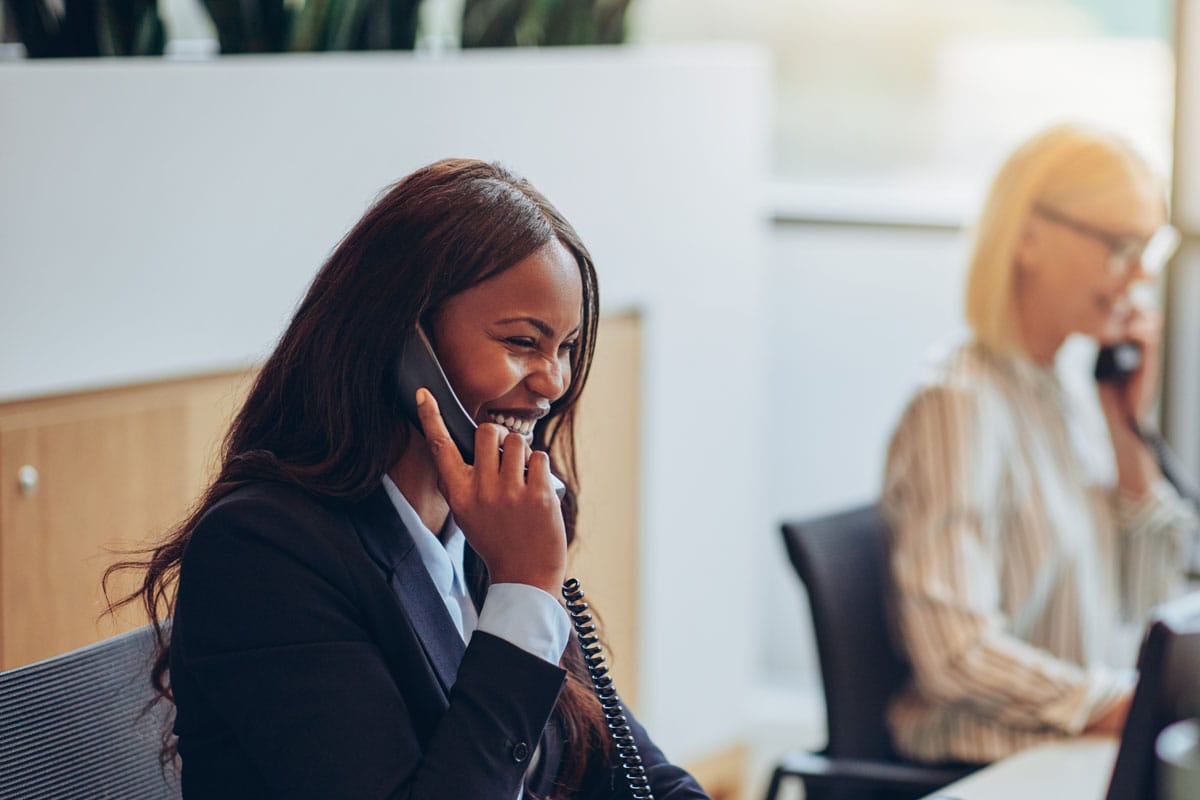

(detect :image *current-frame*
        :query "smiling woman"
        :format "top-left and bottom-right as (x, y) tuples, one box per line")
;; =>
(105, 159), (710, 800)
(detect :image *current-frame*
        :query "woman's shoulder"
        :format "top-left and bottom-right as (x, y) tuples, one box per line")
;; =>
(206, 480), (340, 517)
(916, 337), (1005, 391)
(890, 338), (1024, 450)
(900, 340), (987, 413)
(187, 481), (360, 567)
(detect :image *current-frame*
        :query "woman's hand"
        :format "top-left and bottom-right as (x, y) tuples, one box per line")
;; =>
(1097, 304), (1161, 498)
(1084, 691), (1132, 737)
(1098, 303), (1161, 424)
(415, 388), (567, 596)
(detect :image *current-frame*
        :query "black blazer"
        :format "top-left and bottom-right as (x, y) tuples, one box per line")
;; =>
(171, 482), (708, 799)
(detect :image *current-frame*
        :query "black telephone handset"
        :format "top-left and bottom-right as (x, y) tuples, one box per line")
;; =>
(396, 323), (566, 498)
(397, 324), (485, 465)
(1094, 341), (1144, 385)
(397, 324), (654, 798)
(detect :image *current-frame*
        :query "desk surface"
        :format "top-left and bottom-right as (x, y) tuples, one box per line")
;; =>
(923, 736), (1119, 800)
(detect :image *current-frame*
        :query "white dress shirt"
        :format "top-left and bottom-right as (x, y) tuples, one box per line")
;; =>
(882, 339), (1196, 764)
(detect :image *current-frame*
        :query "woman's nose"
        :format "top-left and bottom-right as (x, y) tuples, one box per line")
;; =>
(526, 357), (568, 401)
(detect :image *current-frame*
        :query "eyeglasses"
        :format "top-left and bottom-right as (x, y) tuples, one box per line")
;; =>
(1033, 203), (1181, 278)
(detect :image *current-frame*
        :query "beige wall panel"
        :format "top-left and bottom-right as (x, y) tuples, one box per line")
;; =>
(570, 312), (642, 709)
(0, 372), (250, 669)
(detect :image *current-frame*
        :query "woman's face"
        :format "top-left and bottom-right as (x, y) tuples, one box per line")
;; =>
(430, 239), (584, 443)
(1017, 177), (1164, 344)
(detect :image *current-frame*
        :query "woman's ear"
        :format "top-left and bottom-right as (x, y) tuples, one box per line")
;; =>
(1014, 216), (1040, 278)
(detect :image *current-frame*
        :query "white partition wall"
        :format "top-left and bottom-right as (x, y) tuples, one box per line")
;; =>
(0, 46), (771, 761)
(756, 220), (969, 700)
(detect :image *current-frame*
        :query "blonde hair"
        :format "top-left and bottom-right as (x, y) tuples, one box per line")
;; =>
(964, 123), (1163, 352)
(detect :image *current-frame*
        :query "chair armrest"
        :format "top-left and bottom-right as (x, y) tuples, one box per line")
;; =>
(772, 750), (976, 793)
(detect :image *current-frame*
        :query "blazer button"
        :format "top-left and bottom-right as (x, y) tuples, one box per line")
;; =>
(511, 741), (530, 762)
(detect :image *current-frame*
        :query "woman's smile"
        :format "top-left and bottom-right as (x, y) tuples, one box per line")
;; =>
(481, 409), (544, 441)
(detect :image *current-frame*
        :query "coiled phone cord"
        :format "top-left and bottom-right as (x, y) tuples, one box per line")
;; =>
(562, 578), (655, 799)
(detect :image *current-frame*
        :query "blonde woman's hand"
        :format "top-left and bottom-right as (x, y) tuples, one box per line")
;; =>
(1097, 303), (1161, 424)
(1097, 304), (1162, 498)
(416, 388), (567, 596)
(1084, 691), (1132, 737)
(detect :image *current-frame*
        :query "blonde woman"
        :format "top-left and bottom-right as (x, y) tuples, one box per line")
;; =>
(882, 124), (1197, 765)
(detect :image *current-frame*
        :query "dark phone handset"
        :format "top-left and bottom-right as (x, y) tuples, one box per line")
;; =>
(1094, 341), (1144, 385)
(396, 323), (566, 499)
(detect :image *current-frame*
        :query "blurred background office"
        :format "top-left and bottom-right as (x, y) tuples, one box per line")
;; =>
(2, 1), (1199, 798)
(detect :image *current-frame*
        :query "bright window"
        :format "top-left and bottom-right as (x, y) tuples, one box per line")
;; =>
(632, 1), (1174, 200)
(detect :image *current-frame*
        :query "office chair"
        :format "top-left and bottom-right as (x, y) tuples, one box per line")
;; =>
(0, 624), (180, 799)
(765, 504), (977, 800)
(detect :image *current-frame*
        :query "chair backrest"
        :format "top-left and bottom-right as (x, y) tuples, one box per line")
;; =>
(0, 624), (180, 799)
(781, 503), (909, 761)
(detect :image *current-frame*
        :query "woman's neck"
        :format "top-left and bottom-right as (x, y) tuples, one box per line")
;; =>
(1015, 288), (1065, 367)
(387, 431), (450, 535)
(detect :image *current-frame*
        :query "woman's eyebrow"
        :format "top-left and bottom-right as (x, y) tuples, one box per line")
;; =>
(494, 316), (581, 337)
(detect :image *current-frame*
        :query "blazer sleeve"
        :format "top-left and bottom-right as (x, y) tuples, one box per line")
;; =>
(172, 491), (567, 800)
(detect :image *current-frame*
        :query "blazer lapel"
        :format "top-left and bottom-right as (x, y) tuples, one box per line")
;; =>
(351, 486), (466, 698)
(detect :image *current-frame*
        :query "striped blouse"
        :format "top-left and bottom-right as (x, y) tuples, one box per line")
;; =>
(881, 338), (1196, 764)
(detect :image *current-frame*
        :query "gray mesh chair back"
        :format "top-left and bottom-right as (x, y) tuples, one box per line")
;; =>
(0, 624), (180, 799)
(765, 504), (976, 800)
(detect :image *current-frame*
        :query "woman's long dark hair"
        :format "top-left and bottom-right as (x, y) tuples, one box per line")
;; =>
(105, 159), (607, 796)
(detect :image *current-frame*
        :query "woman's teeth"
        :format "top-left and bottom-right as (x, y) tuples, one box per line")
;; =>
(486, 412), (534, 436)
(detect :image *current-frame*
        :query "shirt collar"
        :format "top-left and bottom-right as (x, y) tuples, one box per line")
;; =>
(380, 474), (468, 600)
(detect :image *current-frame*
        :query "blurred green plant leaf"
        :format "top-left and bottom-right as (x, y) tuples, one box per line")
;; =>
(463, 0), (631, 48)
(201, 0), (420, 53)
(4, 0), (165, 57)
(5, 0), (628, 56)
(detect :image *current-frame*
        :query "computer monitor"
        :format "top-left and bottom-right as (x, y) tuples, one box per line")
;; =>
(1106, 591), (1200, 800)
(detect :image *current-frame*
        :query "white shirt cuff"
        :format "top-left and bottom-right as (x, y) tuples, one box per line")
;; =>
(1049, 667), (1136, 735)
(1115, 477), (1192, 534)
(476, 582), (571, 665)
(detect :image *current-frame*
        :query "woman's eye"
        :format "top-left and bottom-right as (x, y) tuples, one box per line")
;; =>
(506, 337), (537, 349)
(560, 340), (579, 354)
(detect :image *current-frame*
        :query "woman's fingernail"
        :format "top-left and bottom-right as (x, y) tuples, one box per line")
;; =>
(416, 388), (429, 406)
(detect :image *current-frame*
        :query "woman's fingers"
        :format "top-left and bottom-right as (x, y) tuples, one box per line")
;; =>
(500, 432), (530, 487)
(416, 387), (543, 495)
(525, 450), (554, 493)
(417, 389), (564, 589)
(414, 388), (471, 494)
(1121, 304), (1157, 347)
(1122, 307), (1162, 421)
(473, 422), (505, 476)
